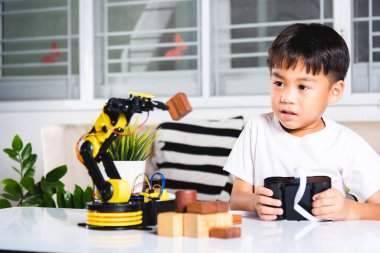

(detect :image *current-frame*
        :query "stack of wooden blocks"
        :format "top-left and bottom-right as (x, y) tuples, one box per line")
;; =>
(157, 201), (242, 239)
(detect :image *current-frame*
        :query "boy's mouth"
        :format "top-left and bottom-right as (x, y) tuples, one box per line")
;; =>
(280, 110), (296, 115)
(280, 110), (297, 120)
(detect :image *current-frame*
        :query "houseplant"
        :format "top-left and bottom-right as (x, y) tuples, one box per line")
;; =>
(0, 134), (92, 209)
(107, 117), (157, 192)
(108, 117), (157, 161)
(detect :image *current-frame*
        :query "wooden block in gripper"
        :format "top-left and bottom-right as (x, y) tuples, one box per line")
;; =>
(166, 92), (192, 120)
(187, 201), (229, 214)
(209, 226), (241, 239)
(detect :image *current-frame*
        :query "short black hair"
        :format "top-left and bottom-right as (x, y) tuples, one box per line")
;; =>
(267, 23), (350, 82)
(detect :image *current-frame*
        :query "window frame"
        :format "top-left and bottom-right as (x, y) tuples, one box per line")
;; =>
(0, 0), (80, 101)
(0, 0), (379, 112)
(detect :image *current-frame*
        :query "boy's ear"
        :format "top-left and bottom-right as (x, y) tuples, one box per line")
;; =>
(328, 80), (345, 104)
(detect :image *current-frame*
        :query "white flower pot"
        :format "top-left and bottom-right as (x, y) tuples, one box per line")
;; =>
(114, 161), (146, 193)
(99, 160), (146, 193)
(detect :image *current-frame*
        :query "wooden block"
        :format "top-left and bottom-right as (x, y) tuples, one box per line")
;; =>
(187, 201), (229, 214)
(209, 226), (241, 239)
(232, 214), (242, 225)
(157, 212), (184, 237)
(175, 190), (197, 213)
(214, 212), (233, 226)
(183, 213), (216, 238)
(166, 92), (192, 120)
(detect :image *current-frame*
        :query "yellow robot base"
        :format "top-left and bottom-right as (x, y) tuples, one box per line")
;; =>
(78, 199), (176, 230)
(80, 201), (146, 230)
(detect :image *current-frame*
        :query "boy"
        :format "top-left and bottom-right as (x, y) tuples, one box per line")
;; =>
(223, 23), (380, 221)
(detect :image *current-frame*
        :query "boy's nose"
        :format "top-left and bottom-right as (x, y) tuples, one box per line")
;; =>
(280, 88), (297, 104)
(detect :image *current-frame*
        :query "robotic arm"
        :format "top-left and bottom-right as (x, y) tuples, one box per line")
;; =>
(78, 92), (191, 204)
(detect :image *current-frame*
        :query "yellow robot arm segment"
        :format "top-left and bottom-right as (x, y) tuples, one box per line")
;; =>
(128, 91), (154, 99)
(82, 107), (127, 158)
(106, 179), (131, 203)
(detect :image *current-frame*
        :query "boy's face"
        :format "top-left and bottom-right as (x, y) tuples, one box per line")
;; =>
(270, 62), (344, 137)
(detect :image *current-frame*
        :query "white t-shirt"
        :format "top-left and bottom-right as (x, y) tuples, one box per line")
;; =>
(223, 112), (380, 202)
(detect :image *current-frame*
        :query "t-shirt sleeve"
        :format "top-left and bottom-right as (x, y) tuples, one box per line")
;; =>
(223, 119), (257, 186)
(341, 133), (380, 202)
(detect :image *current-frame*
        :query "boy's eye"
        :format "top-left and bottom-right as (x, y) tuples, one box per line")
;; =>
(298, 84), (309, 91)
(274, 81), (284, 87)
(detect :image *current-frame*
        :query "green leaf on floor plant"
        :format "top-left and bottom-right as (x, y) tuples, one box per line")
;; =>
(11, 166), (21, 176)
(73, 185), (84, 209)
(83, 186), (93, 204)
(24, 168), (35, 178)
(46, 165), (67, 182)
(56, 190), (65, 208)
(2, 178), (19, 185)
(3, 148), (19, 162)
(42, 192), (56, 208)
(63, 192), (73, 208)
(1, 179), (22, 200)
(41, 178), (65, 195)
(0, 199), (11, 208)
(22, 154), (37, 171)
(12, 135), (23, 152)
(21, 143), (32, 161)
(1, 193), (19, 201)
(24, 194), (43, 206)
(20, 176), (35, 192)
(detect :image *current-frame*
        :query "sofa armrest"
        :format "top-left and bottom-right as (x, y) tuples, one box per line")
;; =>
(41, 124), (92, 192)
(339, 122), (380, 155)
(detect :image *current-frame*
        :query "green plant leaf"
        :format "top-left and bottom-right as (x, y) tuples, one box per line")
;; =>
(73, 185), (84, 209)
(22, 154), (37, 171)
(20, 176), (35, 192)
(83, 186), (93, 204)
(0, 199), (11, 209)
(12, 135), (23, 152)
(11, 166), (21, 176)
(21, 143), (32, 161)
(41, 178), (65, 195)
(56, 190), (65, 208)
(46, 165), (67, 182)
(120, 135), (126, 160)
(108, 118), (158, 161)
(63, 192), (73, 208)
(1, 178), (18, 186)
(33, 183), (43, 195)
(23, 194), (43, 207)
(24, 168), (35, 178)
(107, 116), (157, 161)
(3, 148), (19, 162)
(42, 192), (56, 208)
(40, 177), (50, 194)
(1, 193), (19, 201)
(1, 179), (22, 200)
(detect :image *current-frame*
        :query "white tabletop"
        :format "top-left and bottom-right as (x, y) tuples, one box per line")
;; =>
(0, 207), (380, 253)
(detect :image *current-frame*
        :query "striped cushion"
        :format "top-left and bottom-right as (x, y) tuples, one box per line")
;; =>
(150, 117), (244, 201)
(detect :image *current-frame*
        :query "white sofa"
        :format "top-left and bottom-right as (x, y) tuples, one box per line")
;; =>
(41, 121), (380, 193)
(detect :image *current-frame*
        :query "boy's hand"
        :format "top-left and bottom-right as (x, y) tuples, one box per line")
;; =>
(254, 186), (283, 221)
(312, 188), (349, 220)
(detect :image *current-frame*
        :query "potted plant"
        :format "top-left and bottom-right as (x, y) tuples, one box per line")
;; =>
(107, 117), (157, 193)
(0, 135), (92, 209)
